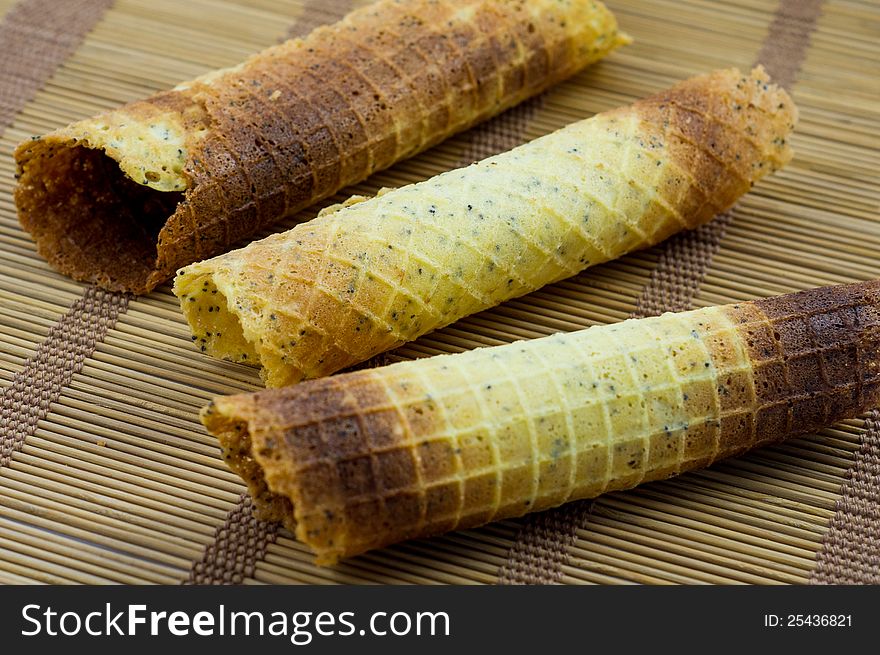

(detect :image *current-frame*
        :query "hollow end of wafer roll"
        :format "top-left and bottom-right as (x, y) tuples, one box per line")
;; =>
(14, 0), (629, 294)
(201, 281), (880, 565)
(14, 97), (204, 293)
(202, 396), (298, 531)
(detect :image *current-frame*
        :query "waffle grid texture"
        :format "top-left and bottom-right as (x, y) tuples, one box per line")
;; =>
(177, 67), (796, 387)
(14, 0), (627, 293)
(203, 281), (880, 564)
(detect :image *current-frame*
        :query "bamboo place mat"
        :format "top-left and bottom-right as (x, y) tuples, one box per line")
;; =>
(0, 0), (877, 585)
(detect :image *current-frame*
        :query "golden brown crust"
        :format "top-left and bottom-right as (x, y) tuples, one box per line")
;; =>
(205, 395), (296, 526)
(719, 281), (880, 452)
(204, 371), (430, 561)
(202, 281), (880, 564)
(629, 66), (796, 236)
(14, 0), (627, 294)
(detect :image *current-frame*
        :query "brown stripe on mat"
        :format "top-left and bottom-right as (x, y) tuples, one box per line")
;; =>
(497, 499), (595, 585)
(755, 0), (825, 90)
(185, 492), (281, 584)
(185, 0), (356, 585)
(498, 0), (825, 585)
(0, 0), (119, 470)
(811, 412), (880, 584)
(0, 0), (114, 128)
(186, 493), (279, 585)
(632, 212), (735, 318)
(455, 96), (545, 166)
(0, 287), (128, 467)
(285, 0), (354, 40)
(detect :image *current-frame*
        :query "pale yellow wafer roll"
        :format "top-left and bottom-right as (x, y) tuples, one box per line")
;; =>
(203, 281), (880, 564)
(176, 67), (796, 387)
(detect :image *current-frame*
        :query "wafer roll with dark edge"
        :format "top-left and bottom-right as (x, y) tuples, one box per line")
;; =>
(14, 0), (629, 294)
(202, 281), (880, 564)
(176, 67), (796, 387)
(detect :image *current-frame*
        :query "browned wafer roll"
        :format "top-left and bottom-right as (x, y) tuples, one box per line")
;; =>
(203, 281), (880, 564)
(13, 0), (629, 294)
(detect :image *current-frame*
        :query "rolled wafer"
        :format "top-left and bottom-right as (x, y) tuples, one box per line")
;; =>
(177, 67), (797, 387)
(203, 281), (880, 564)
(14, 0), (628, 294)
